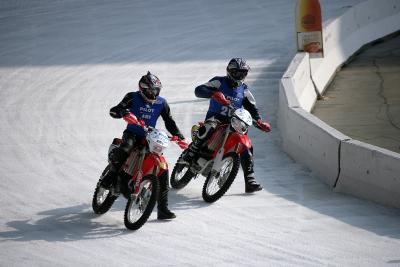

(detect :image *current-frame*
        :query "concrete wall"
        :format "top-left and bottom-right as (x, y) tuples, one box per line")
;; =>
(283, 53), (316, 112)
(278, 53), (349, 187)
(278, 0), (400, 208)
(336, 140), (400, 207)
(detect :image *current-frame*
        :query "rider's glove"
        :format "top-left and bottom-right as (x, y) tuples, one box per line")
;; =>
(256, 119), (271, 132)
(171, 135), (189, 150)
(177, 139), (189, 150)
(123, 112), (140, 125)
(212, 91), (231, 106)
(121, 109), (131, 117)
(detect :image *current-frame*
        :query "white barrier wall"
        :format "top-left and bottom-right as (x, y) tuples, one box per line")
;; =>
(283, 53), (316, 112)
(336, 140), (400, 207)
(279, 105), (349, 187)
(278, 53), (349, 187)
(278, 0), (400, 208)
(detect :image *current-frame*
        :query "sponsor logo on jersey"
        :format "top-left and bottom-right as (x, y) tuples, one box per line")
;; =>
(140, 106), (155, 113)
(226, 95), (240, 102)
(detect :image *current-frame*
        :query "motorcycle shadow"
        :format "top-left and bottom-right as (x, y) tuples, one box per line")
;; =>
(0, 203), (129, 242)
(168, 189), (210, 211)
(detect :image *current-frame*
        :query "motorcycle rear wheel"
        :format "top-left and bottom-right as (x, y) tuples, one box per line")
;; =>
(124, 175), (158, 230)
(202, 152), (240, 203)
(92, 165), (118, 214)
(170, 153), (196, 189)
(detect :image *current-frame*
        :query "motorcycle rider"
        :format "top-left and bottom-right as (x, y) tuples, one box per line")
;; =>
(101, 71), (188, 220)
(183, 58), (271, 193)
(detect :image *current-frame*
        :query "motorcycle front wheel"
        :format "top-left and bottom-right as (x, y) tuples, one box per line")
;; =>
(202, 152), (240, 203)
(124, 175), (158, 230)
(92, 165), (118, 214)
(170, 153), (196, 189)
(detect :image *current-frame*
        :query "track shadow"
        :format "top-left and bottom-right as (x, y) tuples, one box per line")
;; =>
(0, 204), (130, 242)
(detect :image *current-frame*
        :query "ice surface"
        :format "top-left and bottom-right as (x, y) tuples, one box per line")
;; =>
(0, 0), (399, 266)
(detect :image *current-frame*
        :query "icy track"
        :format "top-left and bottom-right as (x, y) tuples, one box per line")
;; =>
(0, 0), (399, 266)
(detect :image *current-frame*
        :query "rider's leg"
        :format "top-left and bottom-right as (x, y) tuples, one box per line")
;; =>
(241, 147), (263, 193)
(182, 119), (218, 163)
(101, 131), (137, 188)
(157, 170), (176, 220)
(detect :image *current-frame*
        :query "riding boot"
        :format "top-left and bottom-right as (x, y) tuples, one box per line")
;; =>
(181, 137), (204, 163)
(100, 149), (128, 189)
(241, 154), (263, 193)
(157, 172), (176, 220)
(182, 120), (218, 163)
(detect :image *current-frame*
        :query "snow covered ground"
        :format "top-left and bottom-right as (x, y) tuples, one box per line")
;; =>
(0, 0), (399, 266)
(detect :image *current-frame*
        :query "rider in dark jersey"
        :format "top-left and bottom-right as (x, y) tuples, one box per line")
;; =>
(183, 58), (271, 193)
(102, 71), (187, 220)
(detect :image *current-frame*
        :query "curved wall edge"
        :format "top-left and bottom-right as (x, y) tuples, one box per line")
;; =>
(278, 0), (400, 208)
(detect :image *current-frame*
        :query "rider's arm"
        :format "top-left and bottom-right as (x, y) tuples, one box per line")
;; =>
(109, 93), (133, 118)
(194, 77), (221, 98)
(243, 88), (262, 120)
(160, 100), (185, 140)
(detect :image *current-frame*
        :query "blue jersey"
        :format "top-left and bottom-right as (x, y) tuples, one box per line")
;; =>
(195, 76), (259, 122)
(110, 91), (184, 139)
(126, 92), (165, 137)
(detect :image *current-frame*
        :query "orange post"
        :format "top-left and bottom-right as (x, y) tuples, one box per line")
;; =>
(296, 0), (324, 57)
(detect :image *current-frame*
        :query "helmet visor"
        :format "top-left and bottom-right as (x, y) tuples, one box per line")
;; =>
(140, 83), (161, 99)
(143, 86), (161, 100)
(230, 69), (248, 81)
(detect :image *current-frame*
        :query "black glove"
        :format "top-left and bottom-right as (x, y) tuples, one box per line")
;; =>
(121, 109), (130, 117)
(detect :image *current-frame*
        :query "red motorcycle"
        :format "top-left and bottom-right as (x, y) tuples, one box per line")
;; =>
(171, 107), (263, 203)
(92, 114), (184, 230)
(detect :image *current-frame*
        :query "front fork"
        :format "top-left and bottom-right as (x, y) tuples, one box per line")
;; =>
(128, 148), (146, 201)
(210, 128), (230, 176)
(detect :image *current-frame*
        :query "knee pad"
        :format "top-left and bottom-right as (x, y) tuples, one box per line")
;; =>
(198, 121), (217, 140)
(109, 148), (129, 167)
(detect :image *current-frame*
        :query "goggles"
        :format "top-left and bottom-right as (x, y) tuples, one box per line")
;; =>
(230, 69), (248, 81)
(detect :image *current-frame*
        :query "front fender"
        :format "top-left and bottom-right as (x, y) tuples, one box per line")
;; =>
(224, 132), (252, 154)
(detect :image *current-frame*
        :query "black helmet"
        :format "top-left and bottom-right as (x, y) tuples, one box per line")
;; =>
(226, 58), (250, 87)
(139, 71), (162, 103)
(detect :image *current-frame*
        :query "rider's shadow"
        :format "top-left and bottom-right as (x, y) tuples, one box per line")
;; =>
(167, 184), (212, 212)
(0, 204), (128, 242)
(171, 192), (209, 210)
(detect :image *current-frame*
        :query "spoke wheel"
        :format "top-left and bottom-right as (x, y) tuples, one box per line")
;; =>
(92, 165), (118, 214)
(124, 175), (158, 230)
(202, 152), (240, 203)
(170, 153), (196, 189)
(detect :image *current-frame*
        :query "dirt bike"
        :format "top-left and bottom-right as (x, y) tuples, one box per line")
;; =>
(92, 114), (184, 230)
(171, 106), (263, 203)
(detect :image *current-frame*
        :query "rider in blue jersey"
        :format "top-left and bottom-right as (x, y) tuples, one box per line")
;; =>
(183, 58), (271, 193)
(101, 72), (187, 220)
